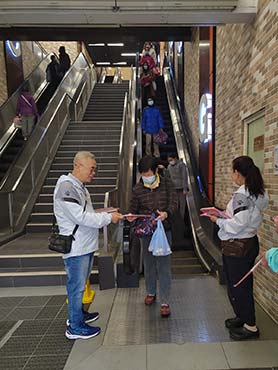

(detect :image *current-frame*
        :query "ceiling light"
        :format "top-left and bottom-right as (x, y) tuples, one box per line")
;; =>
(199, 42), (210, 47)
(96, 62), (110, 65)
(121, 53), (136, 57)
(113, 62), (127, 65)
(107, 43), (124, 47)
(88, 43), (105, 46)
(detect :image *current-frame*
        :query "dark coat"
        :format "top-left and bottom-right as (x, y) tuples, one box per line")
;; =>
(129, 175), (178, 229)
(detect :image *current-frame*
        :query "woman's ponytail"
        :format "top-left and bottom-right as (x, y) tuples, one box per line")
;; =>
(232, 156), (265, 198)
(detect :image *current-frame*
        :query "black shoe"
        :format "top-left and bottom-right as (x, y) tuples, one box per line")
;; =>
(229, 326), (260, 340)
(225, 317), (244, 329)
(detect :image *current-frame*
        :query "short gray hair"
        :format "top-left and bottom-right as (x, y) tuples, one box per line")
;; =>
(73, 151), (95, 166)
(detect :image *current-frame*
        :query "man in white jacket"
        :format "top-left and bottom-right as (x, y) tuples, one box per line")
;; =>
(54, 151), (122, 340)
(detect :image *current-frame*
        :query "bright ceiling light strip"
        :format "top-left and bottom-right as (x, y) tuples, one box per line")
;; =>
(96, 62), (110, 65)
(88, 43), (105, 46)
(113, 62), (127, 65)
(107, 43), (124, 47)
(121, 53), (136, 56)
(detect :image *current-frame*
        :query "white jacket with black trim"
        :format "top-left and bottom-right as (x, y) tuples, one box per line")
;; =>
(53, 173), (112, 258)
(216, 185), (268, 241)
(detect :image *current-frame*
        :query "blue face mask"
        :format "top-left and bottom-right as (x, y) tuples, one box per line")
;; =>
(142, 175), (156, 184)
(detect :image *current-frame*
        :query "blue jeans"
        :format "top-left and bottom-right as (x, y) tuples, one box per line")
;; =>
(64, 252), (94, 329)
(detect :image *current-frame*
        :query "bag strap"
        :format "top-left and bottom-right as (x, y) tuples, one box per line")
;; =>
(21, 94), (33, 108)
(52, 200), (87, 234)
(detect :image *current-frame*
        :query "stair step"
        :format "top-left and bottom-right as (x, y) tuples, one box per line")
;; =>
(0, 267), (98, 287)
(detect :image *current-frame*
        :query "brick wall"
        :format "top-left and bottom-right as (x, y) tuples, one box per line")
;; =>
(21, 42), (43, 78)
(39, 41), (79, 65)
(184, 28), (200, 162)
(0, 42), (8, 106)
(215, 0), (278, 322)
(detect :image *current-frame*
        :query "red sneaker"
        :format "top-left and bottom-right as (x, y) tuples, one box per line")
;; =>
(160, 304), (171, 317)
(144, 294), (156, 305)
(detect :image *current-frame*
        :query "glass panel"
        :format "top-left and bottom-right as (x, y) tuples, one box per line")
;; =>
(247, 116), (264, 171)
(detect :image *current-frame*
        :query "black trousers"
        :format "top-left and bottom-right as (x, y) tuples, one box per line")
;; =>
(222, 235), (259, 326)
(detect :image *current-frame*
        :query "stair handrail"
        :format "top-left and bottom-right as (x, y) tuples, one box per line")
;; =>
(103, 69), (137, 251)
(0, 53), (97, 239)
(163, 67), (222, 271)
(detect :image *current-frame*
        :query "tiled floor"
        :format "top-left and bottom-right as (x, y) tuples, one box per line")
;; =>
(0, 277), (278, 370)
(0, 294), (73, 370)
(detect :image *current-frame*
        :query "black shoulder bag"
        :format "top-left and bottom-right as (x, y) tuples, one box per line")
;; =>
(48, 201), (87, 254)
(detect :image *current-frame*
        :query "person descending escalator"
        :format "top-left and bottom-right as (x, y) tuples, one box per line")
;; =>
(46, 55), (61, 96)
(16, 86), (39, 141)
(58, 46), (71, 77)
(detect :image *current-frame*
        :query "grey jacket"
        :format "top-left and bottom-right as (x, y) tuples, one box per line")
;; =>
(167, 160), (188, 192)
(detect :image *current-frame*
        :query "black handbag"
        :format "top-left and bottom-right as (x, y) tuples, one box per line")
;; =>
(48, 201), (86, 254)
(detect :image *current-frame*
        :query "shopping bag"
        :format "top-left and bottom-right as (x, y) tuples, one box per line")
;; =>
(153, 129), (168, 145)
(148, 219), (172, 256)
(13, 115), (22, 129)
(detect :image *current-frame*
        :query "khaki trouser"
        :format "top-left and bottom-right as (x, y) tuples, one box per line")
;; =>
(21, 114), (35, 138)
(145, 133), (160, 158)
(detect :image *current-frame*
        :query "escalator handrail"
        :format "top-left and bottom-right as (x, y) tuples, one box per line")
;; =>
(103, 69), (137, 251)
(163, 67), (222, 268)
(0, 52), (94, 191)
(0, 54), (53, 150)
(0, 61), (96, 235)
(0, 52), (93, 190)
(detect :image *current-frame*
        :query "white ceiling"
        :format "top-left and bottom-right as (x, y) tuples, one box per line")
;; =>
(0, 0), (258, 26)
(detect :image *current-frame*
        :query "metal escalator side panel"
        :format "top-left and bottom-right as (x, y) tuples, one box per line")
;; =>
(163, 67), (222, 272)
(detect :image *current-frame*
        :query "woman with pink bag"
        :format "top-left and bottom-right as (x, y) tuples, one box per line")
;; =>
(16, 86), (39, 141)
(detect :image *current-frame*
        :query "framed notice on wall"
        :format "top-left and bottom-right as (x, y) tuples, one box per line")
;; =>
(4, 41), (24, 97)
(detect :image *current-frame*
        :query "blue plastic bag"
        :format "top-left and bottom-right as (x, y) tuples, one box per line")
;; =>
(148, 220), (172, 256)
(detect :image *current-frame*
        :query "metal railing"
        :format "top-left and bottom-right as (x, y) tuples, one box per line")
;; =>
(99, 68), (107, 83)
(103, 67), (137, 252)
(0, 53), (97, 237)
(113, 68), (122, 84)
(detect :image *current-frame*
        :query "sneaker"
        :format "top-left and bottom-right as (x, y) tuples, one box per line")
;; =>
(65, 324), (101, 340)
(225, 317), (244, 329)
(66, 311), (99, 326)
(160, 304), (171, 317)
(144, 294), (156, 305)
(229, 326), (260, 341)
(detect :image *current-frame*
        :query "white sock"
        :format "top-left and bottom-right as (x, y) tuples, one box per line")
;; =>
(244, 324), (258, 332)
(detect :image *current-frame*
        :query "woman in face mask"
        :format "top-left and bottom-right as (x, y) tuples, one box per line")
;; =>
(208, 156), (268, 340)
(127, 156), (178, 317)
(141, 98), (164, 157)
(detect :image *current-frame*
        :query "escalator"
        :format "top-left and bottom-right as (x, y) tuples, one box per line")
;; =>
(0, 60), (60, 185)
(162, 66), (223, 281)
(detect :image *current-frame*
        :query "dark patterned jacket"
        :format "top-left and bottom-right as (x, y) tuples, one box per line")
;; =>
(129, 175), (178, 229)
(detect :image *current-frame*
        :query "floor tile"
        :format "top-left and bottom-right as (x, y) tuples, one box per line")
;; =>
(147, 342), (229, 370)
(222, 340), (278, 368)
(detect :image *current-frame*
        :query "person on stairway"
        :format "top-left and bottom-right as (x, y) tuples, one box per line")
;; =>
(127, 156), (178, 317)
(142, 97), (164, 158)
(208, 156), (268, 341)
(53, 151), (123, 340)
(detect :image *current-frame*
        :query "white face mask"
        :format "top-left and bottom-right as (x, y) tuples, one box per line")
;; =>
(142, 175), (156, 184)
(148, 100), (154, 106)
(169, 160), (176, 166)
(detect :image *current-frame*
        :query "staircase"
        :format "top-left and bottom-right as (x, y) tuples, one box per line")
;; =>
(0, 81), (129, 287)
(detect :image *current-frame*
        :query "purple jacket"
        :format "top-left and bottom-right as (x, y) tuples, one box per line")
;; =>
(16, 92), (38, 117)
